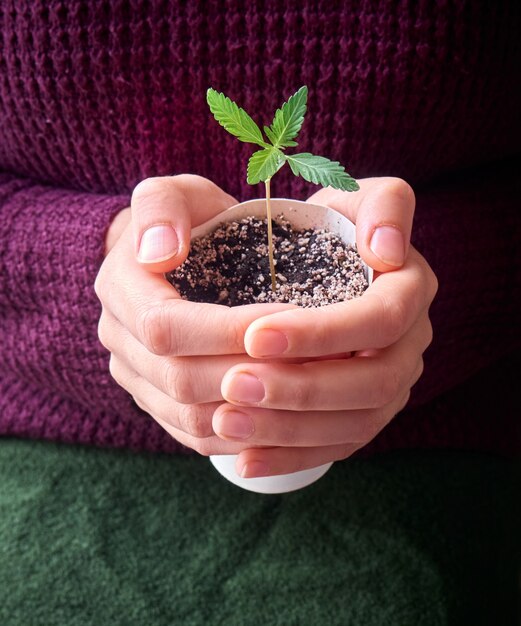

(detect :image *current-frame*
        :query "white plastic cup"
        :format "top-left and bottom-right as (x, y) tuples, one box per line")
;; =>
(189, 198), (373, 493)
(210, 453), (333, 494)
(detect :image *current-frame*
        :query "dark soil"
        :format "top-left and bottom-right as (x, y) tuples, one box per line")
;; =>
(167, 216), (369, 307)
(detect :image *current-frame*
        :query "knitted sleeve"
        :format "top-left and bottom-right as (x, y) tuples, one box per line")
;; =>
(0, 171), (184, 453)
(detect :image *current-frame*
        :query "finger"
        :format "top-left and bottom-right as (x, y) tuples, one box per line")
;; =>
(100, 309), (256, 404)
(213, 388), (411, 447)
(308, 177), (415, 272)
(153, 414), (256, 456)
(109, 353), (226, 441)
(132, 174), (237, 273)
(244, 247), (437, 358)
(95, 226), (295, 356)
(223, 314), (432, 411)
(235, 443), (361, 478)
(109, 357), (260, 455)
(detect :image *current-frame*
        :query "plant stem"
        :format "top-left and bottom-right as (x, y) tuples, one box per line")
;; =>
(265, 178), (277, 292)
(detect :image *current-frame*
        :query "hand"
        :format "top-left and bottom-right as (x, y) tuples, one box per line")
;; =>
(95, 175), (294, 455)
(212, 178), (438, 477)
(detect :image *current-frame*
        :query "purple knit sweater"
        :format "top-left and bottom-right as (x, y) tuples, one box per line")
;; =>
(0, 1), (520, 455)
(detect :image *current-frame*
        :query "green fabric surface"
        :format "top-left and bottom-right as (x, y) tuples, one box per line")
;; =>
(0, 439), (519, 626)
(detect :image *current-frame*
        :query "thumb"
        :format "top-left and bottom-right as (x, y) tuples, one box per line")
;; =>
(131, 174), (238, 274)
(307, 177), (415, 273)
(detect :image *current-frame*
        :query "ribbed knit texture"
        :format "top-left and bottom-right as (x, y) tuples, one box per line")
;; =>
(1, 1), (520, 197)
(0, 0), (520, 454)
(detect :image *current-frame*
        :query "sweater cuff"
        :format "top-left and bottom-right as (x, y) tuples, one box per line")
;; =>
(0, 171), (129, 292)
(0, 172), (128, 407)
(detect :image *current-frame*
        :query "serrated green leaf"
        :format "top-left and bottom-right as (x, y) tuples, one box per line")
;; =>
(247, 147), (286, 184)
(264, 126), (298, 148)
(266, 86), (308, 148)
(207, 88), (268, 147)
(263, 125), (279, 145)
(286, 153), (360, 191)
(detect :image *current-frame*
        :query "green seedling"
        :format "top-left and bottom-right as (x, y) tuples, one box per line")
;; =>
(207, 86), (359, 291)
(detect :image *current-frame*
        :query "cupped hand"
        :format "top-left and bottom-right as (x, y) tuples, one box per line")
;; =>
(95, 175), (294, 455)
(213, 178), (438, 478)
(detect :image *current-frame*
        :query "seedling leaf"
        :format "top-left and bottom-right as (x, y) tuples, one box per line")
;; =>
(286, 153), (360, 191)
(263, 125), (279, 146)
(247, 147), (286, 185)
(264, 125), (298, 147)
(206, 84), (359, 294)
(207, 88), (268, 147)
(266, 86), (308, 148)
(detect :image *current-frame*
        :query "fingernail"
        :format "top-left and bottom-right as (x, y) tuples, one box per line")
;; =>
(225, 373), (265, 404)
(369, 225), (405, 266)
(238, 460), (270, 478)
(138, 224), (178, 263)
(249, 329), (288, 357)
(215, 410), (254, 440)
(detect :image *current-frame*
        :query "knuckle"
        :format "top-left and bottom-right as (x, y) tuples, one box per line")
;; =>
(230, 315), (248, 353)
(173, 174), (229, 207)
(191, 437), (213, 457)
(287, 453), (307, 474)
(172, 173), (204, 188)
(137, 303), (173, 355)
(132, 394), (151, 415)
(374, 293), (408, 346)
(93, 272), (103, 300)
(291, 375), (313, 410)
(178, 405), (211, 438)
(132, 176), (188, 218)
(94, 262), (111, 303)
(359, 413), (386, 442)
(334, 443), (358, 462)
(417, 256), (439, 305)
(423, 319), (434, 351)
(428, 268), (439, 303)
(311, 316), (331, 353)
(385, 298), (408, 344)
(163, 360), (196, 405)
(97, 315), (111, 350)
(278, 419), (299, 447)
(412, 359), (425, 386)
(108, 356), (124, 387)
(398, 390), (412, 412)
(131, 176), (167, 204)
(379, 177), (415, 206)
(374, 362), (402, 407)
